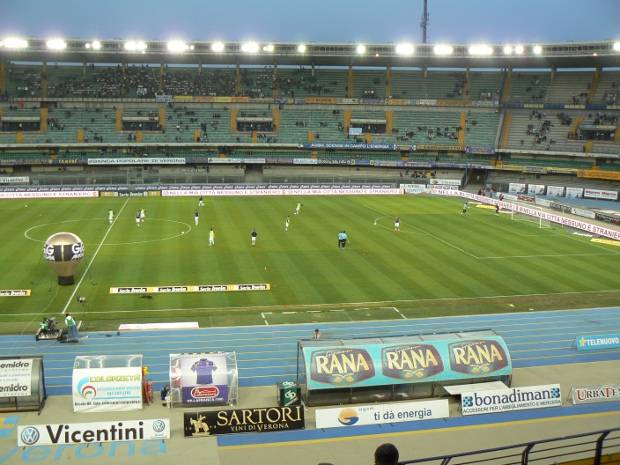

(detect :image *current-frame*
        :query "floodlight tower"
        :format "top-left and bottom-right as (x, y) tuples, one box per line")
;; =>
(421, 0), (429, 43)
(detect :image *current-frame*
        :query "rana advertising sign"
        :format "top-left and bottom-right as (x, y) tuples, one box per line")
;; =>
(301, 335), (511, 390)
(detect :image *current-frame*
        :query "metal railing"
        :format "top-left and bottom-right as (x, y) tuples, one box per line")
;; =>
(401, 427), (620, 465)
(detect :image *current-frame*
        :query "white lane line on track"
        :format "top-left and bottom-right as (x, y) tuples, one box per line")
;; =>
(60, 197), (129, 315)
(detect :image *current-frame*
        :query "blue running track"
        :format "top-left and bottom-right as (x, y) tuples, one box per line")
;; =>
(0, 306), (619, 396)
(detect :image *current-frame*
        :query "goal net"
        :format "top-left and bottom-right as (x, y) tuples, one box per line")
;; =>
(511, 207), (552, 229)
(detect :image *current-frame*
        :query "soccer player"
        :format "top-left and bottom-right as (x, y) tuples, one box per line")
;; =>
(140, 208), (145, 224)
(251, 228), (258, 246)
(108, 209), (114, 225)
(338, 230), (347, 249)
(394, 217), (400, 231)
(295, 202), (301, 215)
(198, 196), (205, 207)
(462, 202), (469, 215)
(495, 204), (500, 214)
(285, 216), (290, 232)
(194, 209), (199, 226)
(209, 227), (215, 246)
(135, 210), (141, 227)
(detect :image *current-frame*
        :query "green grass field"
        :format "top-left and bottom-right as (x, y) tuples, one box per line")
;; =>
(0, 194), (619, 334)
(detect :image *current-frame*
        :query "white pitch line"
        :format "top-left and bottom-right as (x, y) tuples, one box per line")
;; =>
(307, 311), (321, 313)
(479, 252), (618, 260)
(60, 197), (129, 315)
(282, 311), (297, 315)
(57, 289), (620, 317)
(329, 309), (345, 312)
(260, 312), (270, 326)
(387, 306), (407, 320)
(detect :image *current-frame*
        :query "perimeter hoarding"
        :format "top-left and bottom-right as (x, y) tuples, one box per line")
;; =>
(315, 399), (449, 428)
(72, 366), (142, 412)
(0, 359), (33, 398)
(576, 334), (620, 351)
(461, 384), (562, 415)
(170, 353), (238, 406)
(302, 336), (511, 391)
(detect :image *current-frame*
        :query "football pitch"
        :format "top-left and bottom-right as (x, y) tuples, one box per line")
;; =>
(0, 194), (618, 334)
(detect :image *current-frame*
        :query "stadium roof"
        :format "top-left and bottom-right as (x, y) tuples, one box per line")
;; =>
(1, 37), (620, 68)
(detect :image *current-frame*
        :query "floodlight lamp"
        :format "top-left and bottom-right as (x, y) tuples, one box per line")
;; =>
(532, 45), (543, 55)
(211, 41), (225, 52)
(468, 44), (493, 56)
(263, 44), (275, 52)
(2, 37), (29, 49)
(613, 42), (620, 51)
(297, 44), (306, 53)
(46, 38), (67, 51)
(241, 41), (259, 53)
(124, 40), (147, 52)
(503, 45), (513, 55)
(91, 40), (102, 50)
(434, 44), (453, 56)
(167, 40), (189, 53)
(514, 44), (524, 55)
(356, 44), (366, 55)
(395, 43), (414, 56)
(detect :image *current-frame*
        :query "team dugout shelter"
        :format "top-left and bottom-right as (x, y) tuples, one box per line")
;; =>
(297, 330), (512, 406)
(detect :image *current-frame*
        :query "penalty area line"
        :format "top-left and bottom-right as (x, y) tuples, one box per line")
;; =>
(60, 197), (130, 315)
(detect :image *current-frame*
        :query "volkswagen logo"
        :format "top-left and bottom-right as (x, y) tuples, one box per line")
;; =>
(20, 427), (40, 445)
(152, 420), (166, 433)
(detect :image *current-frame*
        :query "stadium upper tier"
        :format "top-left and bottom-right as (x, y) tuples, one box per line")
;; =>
(2, 64), (619, 106)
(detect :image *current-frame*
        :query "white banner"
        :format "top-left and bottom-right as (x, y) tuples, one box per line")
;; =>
(570, 207), (596, 219)
(508, 183), (526, 194)
(0, 190), (98, 199)
(162, 188), (401, 197)
(571, 385), (620, 405)
(584, 188), (618, 200)
(565, 187), (583, 198)
(87, 158), (186, 165)
(527, 184), (546, 195)
(429, 178), (461, 186)
(461, 384), (562, 416)
(17, 419), (170, 446)
(427, 188), (620, 241)
(110, 283), (270, 294)
(72, 367), (142, 412)
(546, 186), (565, 197)
(292, 158), (318, 165)
(315, 400), (449, 429)
(0, 359), (33, 398)
(0, 176), (29, 184)
(402, 184), (428, 194)
(0, 289), (31, 297)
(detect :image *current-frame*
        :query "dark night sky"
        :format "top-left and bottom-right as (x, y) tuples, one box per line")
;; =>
(0, 0), (618, 44)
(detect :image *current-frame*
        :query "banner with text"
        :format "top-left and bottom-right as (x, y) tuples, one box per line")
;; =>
(0, 359), (33, 398)
(571, 385), (620, 404)
(508, 183), (526, 194)
(576, 334), (620, 351)
(170, 353), (234, 405)
(87, 158), (186, 165)
(461, 384), (562, 416)
(302, 335), (512, 391)
(315, 399), (449, 428)
(0, 190), (98, 199)
(17, 419), (170, 447)
(583, 188), (618, 200)
(162, 187), (401, 197)
(546, 186), (565, 197)
(110, 283), (270, 294)
(184, 406), (304, 436)
(72, 366), (142, 412)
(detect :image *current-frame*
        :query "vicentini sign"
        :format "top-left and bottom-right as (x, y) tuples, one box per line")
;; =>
(461, 384), (562, 416)
(17, 420), (170, 446)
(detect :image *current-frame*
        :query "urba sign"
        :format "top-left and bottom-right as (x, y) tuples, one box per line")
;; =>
(183, 406), (304, 436)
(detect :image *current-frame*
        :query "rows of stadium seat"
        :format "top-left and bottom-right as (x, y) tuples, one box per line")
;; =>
(9, 64), (620, 105)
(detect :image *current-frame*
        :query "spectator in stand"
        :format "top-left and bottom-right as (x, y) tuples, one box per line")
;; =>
(375, 444), (399, 465)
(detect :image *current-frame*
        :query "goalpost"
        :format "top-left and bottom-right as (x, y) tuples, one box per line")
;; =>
(510, 206), (552, 229)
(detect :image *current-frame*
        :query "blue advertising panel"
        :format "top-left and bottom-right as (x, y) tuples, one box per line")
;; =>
(576, 334), (620, 351)
(303, 336), (512, 390)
